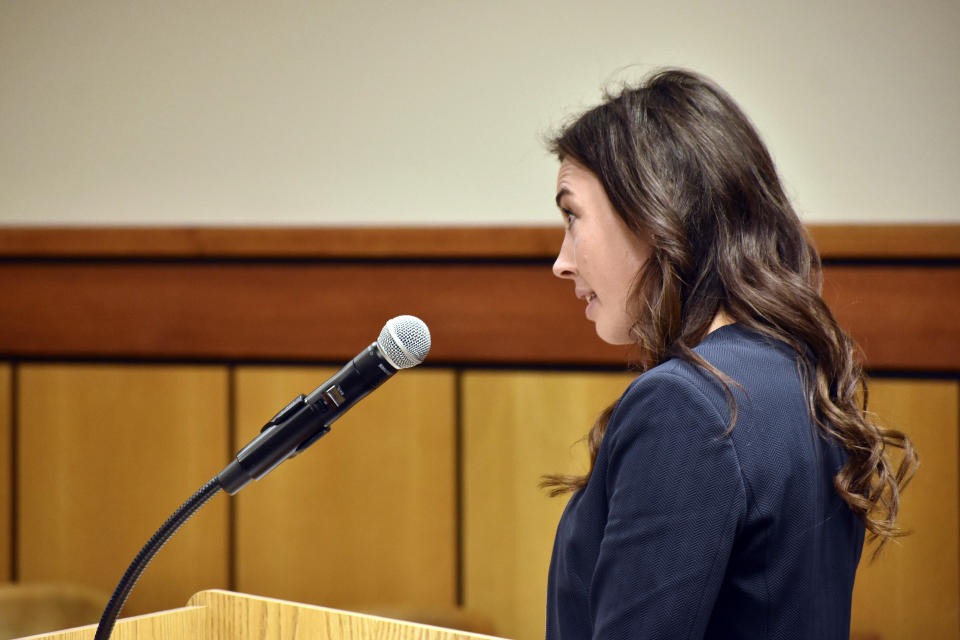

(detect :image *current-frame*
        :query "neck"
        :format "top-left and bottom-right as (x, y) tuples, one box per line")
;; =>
(706, 310), (735, 334)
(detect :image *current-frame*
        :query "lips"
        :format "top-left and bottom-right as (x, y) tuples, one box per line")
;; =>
(575, 289), (597, 318)
(585, 294), (597, 316)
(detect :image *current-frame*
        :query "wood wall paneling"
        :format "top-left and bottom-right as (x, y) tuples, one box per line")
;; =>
(0, 262), (628, 366)
(16, 365), (230, 615)
(0, 363), (10, 582)
(0, 226), (957, 637)
(809, 224), (960, 260)
(1, 261), (957, 371)
(1, 225), (958, 260)
(233, 367), (457, 612)
(821, 266), (960, 371)
(850, 379), (960, 640)
(0, 227), (567, 260)
(461, 371), (636, 640)
(0, 227), (956, 371)
(462, 373), (960, 640)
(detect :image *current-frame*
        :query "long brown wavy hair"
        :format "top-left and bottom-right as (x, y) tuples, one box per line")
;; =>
(542, 68), (918, 553)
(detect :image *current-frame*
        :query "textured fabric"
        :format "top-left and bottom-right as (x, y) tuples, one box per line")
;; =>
(545, 324), (864, 639)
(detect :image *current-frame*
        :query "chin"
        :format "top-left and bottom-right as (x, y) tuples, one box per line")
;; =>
(594, 324), (633, 346)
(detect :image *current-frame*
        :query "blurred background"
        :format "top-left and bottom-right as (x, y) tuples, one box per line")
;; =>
(0, 1), (958, 639)
(1, 0), (958, 226)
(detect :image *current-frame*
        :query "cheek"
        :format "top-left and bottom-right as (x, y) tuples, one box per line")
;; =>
(618, 241), (651, 296)
(605, 256), (637, 300)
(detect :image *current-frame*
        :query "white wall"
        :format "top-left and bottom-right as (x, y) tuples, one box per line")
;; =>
(1, 0), (957, 226)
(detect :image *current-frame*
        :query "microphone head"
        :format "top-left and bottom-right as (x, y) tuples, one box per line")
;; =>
(377, 315), (431, 369)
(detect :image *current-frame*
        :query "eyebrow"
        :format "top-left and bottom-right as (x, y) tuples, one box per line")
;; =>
(555, 187), (571, 209)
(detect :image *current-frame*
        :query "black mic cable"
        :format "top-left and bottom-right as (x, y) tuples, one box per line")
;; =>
(93, 315), (431, 640)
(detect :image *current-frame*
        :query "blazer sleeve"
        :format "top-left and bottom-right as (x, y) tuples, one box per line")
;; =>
(588, 370), (747, 640)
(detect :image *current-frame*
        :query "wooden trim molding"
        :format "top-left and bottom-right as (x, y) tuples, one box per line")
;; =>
(0, 227), (561, 260)
(0, 224), (958, 260)
(808, 224), (960, 260)
(0, 226), (957, 370)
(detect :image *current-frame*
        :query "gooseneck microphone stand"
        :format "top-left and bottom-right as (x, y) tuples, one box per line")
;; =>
(93, 478), (222, 640)
(92, 315), (432, 640)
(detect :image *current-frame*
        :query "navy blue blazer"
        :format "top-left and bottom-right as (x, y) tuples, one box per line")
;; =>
(546, 324), (864, 639)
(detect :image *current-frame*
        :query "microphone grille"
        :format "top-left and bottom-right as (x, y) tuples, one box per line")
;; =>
(377, 315), (431, 369)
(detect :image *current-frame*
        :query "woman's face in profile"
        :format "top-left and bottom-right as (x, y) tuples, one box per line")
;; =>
(552, 158), (652, 345)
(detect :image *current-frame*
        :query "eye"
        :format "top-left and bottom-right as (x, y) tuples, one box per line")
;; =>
(561, 208), (576, 228)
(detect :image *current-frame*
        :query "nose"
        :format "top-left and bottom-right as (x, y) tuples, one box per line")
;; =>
(552, 231), (576, 279)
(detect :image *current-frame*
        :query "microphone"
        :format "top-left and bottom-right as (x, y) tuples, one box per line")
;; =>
(217, 315), (431, 495)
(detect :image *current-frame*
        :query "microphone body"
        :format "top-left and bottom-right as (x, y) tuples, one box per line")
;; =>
(217, 315), (431, 495)
(96, 315), (430, 640)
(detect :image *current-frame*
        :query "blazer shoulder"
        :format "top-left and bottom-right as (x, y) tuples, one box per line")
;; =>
(607, 361), (731, 446)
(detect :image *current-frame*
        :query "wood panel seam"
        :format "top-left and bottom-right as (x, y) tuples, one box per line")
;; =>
(9, 362), (18, 582)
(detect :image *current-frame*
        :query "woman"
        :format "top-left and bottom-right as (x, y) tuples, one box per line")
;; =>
(543, 69), (917, 639)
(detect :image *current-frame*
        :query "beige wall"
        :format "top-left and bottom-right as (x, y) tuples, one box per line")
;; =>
(1, 0), (958, 226)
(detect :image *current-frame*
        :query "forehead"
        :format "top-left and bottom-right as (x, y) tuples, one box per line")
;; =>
(556, 157), (593, 193)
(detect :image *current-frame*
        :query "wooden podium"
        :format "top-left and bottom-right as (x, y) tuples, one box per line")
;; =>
(16, 590), (509, 640)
